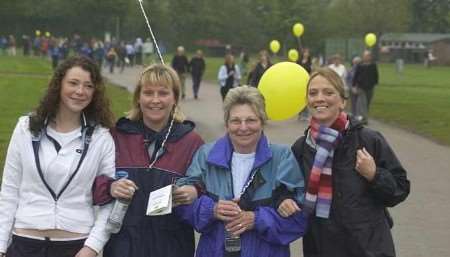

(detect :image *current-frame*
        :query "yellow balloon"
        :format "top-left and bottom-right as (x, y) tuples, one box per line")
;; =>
(269, 40), (281, 54)
(365, 33), (377, 47)
(258, 62), (309, 121)
(35, 30), (41, 36)
(292, 23), (304, 37)
(288, 49), (299, 62)
(45, 31), (51, 37)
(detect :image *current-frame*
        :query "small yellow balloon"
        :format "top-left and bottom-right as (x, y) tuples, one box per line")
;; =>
(288, 49), (299, 62)
(292, 23), (304, 37)
(45, 31), (51, 37)
(35, 30), (41, 36)
(269, 40), (281, 54)
(365, 33), (377, 47)
(258, 62), (309, 121)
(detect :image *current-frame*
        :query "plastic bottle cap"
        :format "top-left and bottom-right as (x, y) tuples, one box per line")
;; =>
(116, 170), (128, 179)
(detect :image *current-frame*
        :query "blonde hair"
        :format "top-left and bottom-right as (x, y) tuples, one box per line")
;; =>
(223, 86), (267, 125)
(307, 68), (347, 100)
(127, 64), (185, 122)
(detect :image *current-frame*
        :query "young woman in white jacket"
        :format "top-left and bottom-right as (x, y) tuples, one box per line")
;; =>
(0, 56), (116, 257)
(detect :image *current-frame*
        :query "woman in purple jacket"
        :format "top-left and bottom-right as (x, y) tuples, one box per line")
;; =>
(176, 86), (308, 257)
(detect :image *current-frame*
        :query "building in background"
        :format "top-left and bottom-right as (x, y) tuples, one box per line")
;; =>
(380, 33), (450, 65)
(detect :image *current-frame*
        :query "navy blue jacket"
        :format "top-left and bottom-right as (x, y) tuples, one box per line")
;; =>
(103, 118), (204, 257)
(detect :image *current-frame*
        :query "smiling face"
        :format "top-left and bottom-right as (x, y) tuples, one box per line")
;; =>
(226, 104), (263, 154)
(139, 83), (176, 131)
(307, 75), (346, 126)
(59, 66), (94, 116)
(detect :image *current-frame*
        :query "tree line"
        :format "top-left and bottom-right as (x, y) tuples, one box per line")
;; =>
(1, 0), (449, 53)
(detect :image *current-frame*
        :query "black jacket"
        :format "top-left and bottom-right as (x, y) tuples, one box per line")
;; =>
(353, 62), (379, 90)
(171, 55), (189, 74)
(249, 62), (272, 87)
(189, 56), (205, 77)
(291, 118), (410, 257)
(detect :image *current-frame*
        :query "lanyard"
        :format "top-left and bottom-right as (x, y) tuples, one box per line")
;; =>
(144, 118), (174, 169)
(235, 168), (259, 199)
(31, 126), (93, 201)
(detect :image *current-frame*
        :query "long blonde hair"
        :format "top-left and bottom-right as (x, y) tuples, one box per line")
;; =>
(127, 64), (185, 122)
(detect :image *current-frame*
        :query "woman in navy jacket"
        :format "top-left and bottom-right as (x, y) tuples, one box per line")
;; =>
(98, 64), (204, 257)
(279, 68), (410, 257)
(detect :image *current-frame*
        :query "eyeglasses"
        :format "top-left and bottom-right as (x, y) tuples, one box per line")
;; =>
(228, 117), (260, 126)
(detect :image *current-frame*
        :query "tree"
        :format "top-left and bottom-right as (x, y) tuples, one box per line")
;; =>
(410, 0), (450, 33)
(325, 0), (411, 37)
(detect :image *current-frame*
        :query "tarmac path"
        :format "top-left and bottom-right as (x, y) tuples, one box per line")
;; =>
(105, 67), (450, 257)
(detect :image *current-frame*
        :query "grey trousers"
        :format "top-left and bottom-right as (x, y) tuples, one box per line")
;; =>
(356, 88), (374, 121)
(178, 73), (186, 97)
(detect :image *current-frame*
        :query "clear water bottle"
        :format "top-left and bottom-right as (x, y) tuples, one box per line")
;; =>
(224, 228), (241, 252)
(107, 170), (130, 233)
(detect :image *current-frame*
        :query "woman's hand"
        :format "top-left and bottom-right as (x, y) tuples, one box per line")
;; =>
(277, 198), (301, 217)
(355, 147), (376, 181)
(214, 200), (241, 222)
(173, 185), (198, 206)
(225, 211), (255, 236)
(75, 246), (97, 257)
(110, 179), (138, 200)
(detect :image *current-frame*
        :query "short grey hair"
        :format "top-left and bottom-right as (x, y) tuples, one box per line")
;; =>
(223, 86), (268, 125)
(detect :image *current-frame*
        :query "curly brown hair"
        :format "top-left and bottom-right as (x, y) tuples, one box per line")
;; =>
(29, 55), (115, 135)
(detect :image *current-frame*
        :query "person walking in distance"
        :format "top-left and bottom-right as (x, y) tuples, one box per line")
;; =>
(218, 54), (241, 101)
(189, 50), (206, 99)
(352, 50), (379, 124)
(171, 46), (189, 99)
(249, 50), (272, 88)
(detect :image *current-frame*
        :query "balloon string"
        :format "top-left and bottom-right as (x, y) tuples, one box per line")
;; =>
(137, 0), (165, 64)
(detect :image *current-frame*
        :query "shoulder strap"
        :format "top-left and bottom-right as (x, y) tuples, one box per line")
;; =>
(32, 125), (95, 201)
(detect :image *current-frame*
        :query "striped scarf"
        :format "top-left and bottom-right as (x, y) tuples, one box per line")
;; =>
(304, 112), (348, 218)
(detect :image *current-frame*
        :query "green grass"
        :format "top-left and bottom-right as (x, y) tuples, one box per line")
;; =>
(0, 75), (48, 170)
(371, 64), (450, 145)
(0, 55), (52, 75)
(106, 84), (133, 118)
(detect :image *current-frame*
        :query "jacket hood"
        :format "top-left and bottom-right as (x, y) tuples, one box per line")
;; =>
(115, 117), (196, 142)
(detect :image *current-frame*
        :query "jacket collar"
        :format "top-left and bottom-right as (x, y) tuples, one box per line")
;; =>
(207, 133), (272, 170)
(115, 117), (195, 143)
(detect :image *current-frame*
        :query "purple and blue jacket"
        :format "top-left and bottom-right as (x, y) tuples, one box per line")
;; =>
(176, 134), (308, 257)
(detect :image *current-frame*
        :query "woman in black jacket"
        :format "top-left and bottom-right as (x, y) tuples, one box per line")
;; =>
(278, 68), (410, 257)
(249, 50), (272, 87)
